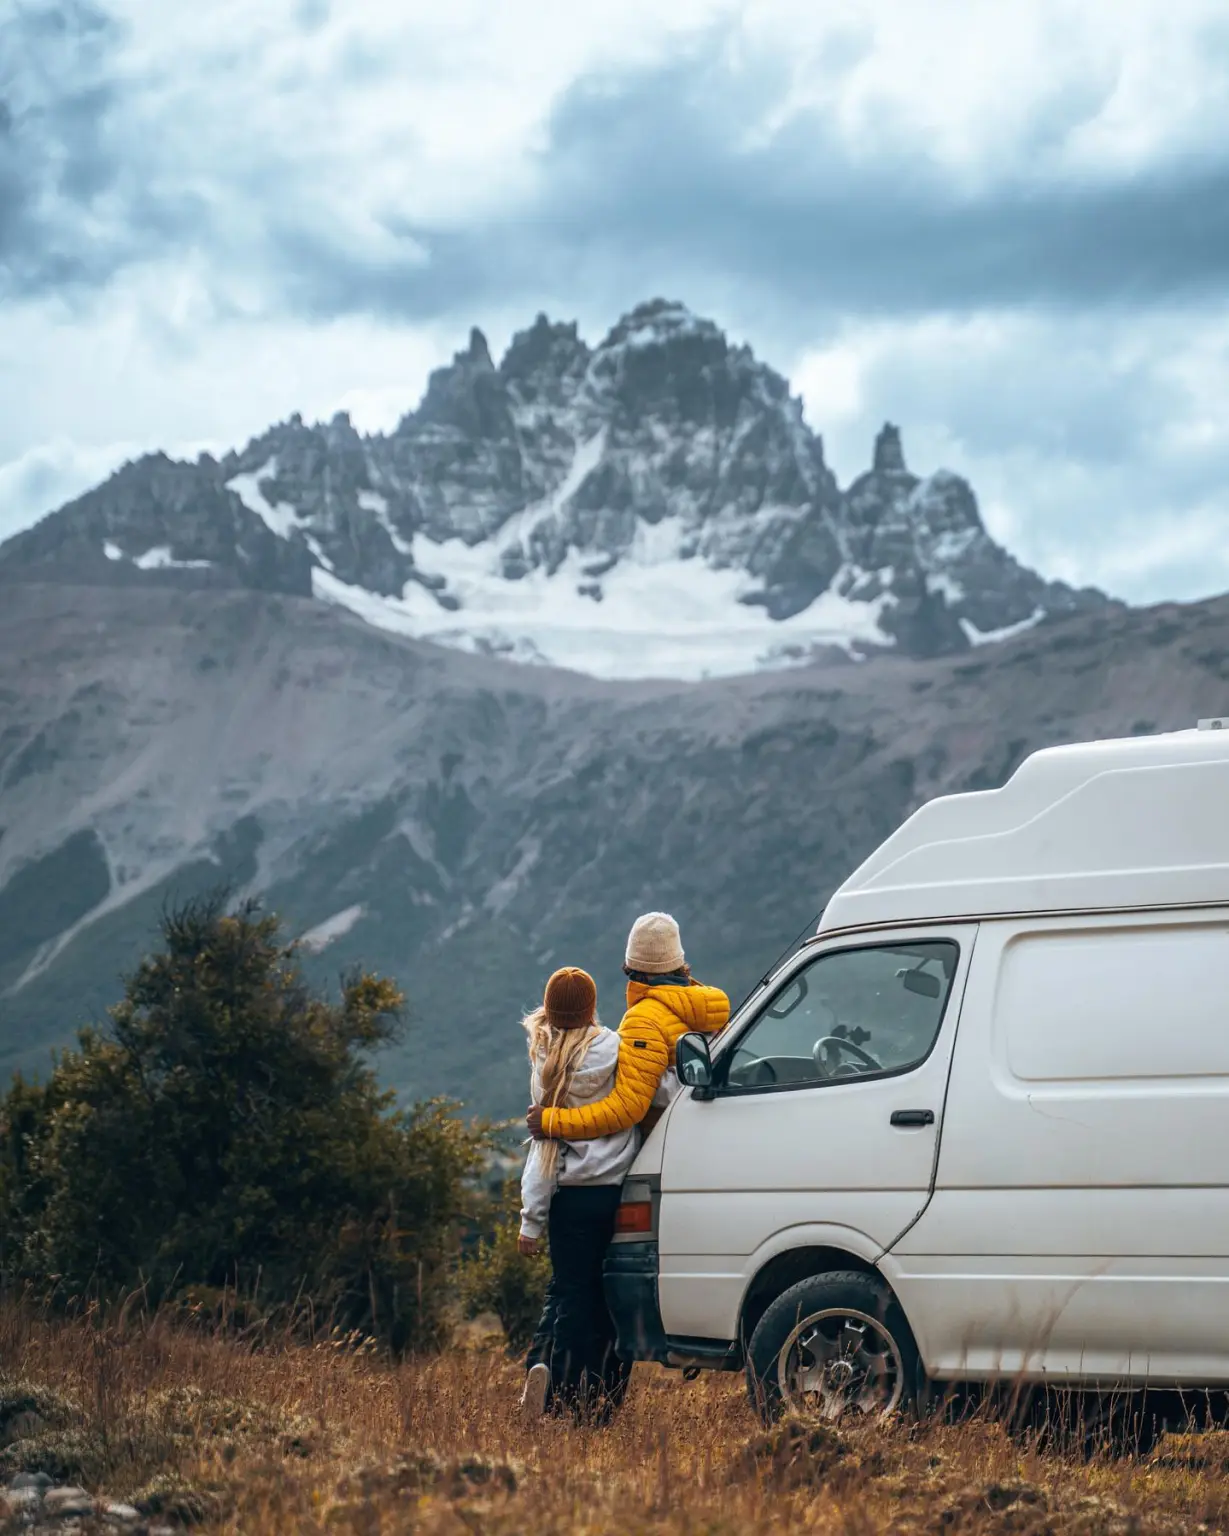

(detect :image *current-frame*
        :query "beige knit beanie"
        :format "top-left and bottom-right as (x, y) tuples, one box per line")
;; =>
(625, 911), (685, 974)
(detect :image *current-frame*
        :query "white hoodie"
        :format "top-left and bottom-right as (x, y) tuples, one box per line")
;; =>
(519, 1028), (640, 1240)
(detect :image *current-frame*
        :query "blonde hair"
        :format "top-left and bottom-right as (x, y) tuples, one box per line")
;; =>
(524, 1006), (600, 1178)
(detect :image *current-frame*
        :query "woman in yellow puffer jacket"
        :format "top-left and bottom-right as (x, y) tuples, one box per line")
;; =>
(527, 913), (729, 1142)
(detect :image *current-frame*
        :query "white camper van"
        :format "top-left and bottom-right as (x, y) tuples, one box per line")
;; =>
(604, 722), (1229, 1422)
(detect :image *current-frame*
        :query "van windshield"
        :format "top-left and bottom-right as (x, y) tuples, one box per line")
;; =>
(723, 940), (958, 1093)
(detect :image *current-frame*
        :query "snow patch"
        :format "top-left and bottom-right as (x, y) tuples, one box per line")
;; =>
(960, 607), (1045, 646)
(227, 457), (303, 538)
(930, 527), (980, 564)
(313, 526), (894, 681)
(303, 534), (335, 571)
(608, 304), (707, 353)
(298, 904), (365, 953)
(103, 540), (123, 561)
(134, 546), (213, 571)
(485, 838), (541, 914)
(360, 488), (413, 555)
(494, 429), (606, 556)
(926, 572), (965, 604)
(551, 428), (606, 507)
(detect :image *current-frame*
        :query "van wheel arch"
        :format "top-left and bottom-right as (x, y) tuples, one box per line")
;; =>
(739, 1246), (879, 1348)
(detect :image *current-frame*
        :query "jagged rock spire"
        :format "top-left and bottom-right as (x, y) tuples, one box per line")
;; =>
(467, 327), (493, 368)
(873, 423), (907, 474)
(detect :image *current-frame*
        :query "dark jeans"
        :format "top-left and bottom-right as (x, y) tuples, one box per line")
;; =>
(526, 1184), (631, 1425)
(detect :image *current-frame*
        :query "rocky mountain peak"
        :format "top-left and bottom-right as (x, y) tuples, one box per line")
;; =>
(500, 314), (591, 415)
(0, 300), (1114, 678)
(873, 422), (907, 474)
(502, 313), (586, 370)
(410, 328), (513, 447)
(599, 298), (708, 348)
(592, 300), (731, 393)
(325, 410), (361, 447)
(466, 326), (494, 369)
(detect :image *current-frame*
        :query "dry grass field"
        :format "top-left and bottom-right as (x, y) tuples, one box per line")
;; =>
(2, 1303), (1229, 1534)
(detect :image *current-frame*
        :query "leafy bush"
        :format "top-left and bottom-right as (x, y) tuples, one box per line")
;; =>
(457, 1177), (549, 1351)
(0, 895), (490, 1350)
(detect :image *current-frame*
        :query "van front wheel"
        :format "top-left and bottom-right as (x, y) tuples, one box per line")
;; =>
(745, 1271), (919, 1425)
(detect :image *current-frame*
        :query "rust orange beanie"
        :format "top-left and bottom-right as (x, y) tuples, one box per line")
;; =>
(543, 967), (598, 1031)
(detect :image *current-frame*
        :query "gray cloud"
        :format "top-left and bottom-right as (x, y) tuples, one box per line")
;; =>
(6, 11), (1229, 330)
(254, 31), (1229, 331)
(0, 1), (133, 295)
(472, 50), (1228, 317)
(295, 0), (330, 30)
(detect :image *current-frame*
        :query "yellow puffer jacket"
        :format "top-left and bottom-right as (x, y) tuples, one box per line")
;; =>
(541, 979), (730, 1140)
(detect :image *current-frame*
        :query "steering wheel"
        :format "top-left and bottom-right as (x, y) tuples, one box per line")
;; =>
(812, 1035), (883, 1077)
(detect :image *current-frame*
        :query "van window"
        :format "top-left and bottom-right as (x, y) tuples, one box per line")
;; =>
(722, 940), (959, 1093)
(1000, 924), (1229, 1082)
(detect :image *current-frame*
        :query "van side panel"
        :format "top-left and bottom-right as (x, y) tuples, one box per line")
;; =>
(892, 911), (1229, 1385)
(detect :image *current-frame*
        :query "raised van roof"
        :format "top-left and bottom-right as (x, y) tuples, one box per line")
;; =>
(819, 723), (1229, 933)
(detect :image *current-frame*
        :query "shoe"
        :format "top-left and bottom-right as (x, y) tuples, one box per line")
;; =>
(519, 1362), (550, 1420)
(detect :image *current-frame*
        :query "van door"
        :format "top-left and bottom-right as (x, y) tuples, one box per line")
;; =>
(656, 926), (975, 1342)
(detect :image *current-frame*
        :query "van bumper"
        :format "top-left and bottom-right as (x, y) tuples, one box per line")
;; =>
(604, 1241), (670, 1363)
(603, 1242), (743, 1371)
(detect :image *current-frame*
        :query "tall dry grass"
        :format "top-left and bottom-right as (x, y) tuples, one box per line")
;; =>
(2, 1301), (1229, 1533)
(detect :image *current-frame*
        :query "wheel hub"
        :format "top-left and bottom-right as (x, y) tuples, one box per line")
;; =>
(824, 1358), (857, 1390)
(777, 1305), (904, 1420)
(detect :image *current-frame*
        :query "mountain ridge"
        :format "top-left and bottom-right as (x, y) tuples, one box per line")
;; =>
(1, 579), (1221, 1114)
(0, 299), (1110, 679)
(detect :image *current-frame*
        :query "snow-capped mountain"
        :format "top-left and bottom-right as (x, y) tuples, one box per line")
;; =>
(0, 300), (1110, 678)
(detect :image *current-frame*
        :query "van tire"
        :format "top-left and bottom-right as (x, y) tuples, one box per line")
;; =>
(745, 1270), (919, 1425)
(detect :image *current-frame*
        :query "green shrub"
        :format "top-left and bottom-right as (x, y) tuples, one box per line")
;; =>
(456, 1178), (549, 1352)
(0, 895), (490, 1351)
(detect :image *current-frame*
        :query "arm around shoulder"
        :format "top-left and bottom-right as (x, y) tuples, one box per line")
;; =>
(541, 1021), (669, 1139)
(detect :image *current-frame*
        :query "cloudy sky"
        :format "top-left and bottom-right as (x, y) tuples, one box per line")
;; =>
(3, 0), (1229, 601)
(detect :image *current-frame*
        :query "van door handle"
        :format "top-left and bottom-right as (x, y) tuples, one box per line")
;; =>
(890, 1109), (935, 1128)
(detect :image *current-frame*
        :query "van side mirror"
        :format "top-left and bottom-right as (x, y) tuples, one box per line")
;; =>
(676, 1032), (714, 1091)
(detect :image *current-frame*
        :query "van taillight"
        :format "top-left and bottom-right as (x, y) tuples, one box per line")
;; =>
(614, 1200), (653, 1235)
